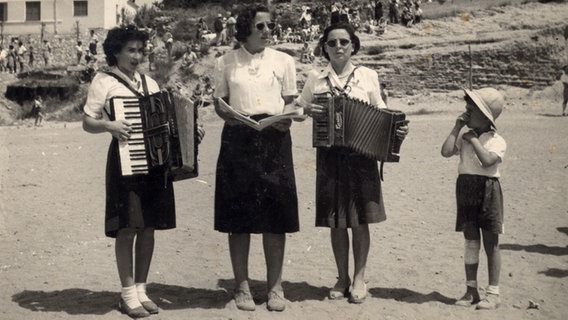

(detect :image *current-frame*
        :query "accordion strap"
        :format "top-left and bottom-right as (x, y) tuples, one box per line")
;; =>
(103, 71), (144, 97)
(325, 66), (359, 96)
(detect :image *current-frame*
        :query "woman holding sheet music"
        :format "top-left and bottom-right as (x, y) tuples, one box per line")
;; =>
(82, 25), (172, 318)
(213, 5), (300, 312)
(297, 22), (408, 304)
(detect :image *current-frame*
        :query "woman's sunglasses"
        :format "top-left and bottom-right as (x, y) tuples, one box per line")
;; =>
(255, 22), (276, 31)
(325, 38), (351, 48)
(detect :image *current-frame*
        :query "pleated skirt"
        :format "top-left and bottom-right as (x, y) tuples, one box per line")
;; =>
(315, 147), (386, 229)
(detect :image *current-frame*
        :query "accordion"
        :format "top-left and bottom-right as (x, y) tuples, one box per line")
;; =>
(312, 93), (407, 162)
(109, 90), (198, 181)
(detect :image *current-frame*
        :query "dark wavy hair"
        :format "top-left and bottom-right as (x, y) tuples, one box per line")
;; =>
(103, 25), (149, 66)
(235, 5), (271, 43)
(318, 22), (360, 61)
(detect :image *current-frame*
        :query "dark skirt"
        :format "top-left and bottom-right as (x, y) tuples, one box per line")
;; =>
(315, 147), (386, 229)
(214, 123), (299, 234)
(455, 174), (504, 234)
(105, 139), (176, 238)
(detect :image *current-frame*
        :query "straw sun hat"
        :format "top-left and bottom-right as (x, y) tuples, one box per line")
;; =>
(463, 87), (504, 128)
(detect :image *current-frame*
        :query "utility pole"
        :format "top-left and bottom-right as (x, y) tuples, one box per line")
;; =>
(53, 0), (57, 34)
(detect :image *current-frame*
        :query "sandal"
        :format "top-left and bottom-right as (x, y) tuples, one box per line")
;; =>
(348, 283), (367, 304)
(329, 278), (351, 300)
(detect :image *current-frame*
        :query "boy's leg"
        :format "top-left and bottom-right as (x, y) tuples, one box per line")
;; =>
(477, 229), (501, 310)
(455, 224), (481, 306)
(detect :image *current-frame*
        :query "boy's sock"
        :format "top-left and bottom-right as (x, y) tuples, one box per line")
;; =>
(121, 285), (143, 308)
(486, 285), (500, 295)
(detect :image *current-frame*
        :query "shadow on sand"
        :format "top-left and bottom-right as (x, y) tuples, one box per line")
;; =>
(500, 243), (568, 256)
(537, 113), (565, 117)
(538, 268), (568, 278)
(369, 287), (456, 304)
(217, 278), (329, 303)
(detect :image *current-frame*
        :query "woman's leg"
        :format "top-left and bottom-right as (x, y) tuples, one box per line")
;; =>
(229, 233), (251, 292)
(134, 228), (158, 313)
(351, 224), (370, 290)
(229, 233), (255, 311)
(116, 228), (149, 316)
(263, 233), (285, 294)
(330, 228), (350, 288)
(134, 228), (155, 283)
(116, 228), (137, 288)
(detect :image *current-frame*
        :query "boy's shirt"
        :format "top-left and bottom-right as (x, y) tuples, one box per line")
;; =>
(456, 130), (506, 178)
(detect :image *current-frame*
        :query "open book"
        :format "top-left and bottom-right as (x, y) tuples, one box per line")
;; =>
(217, 98), (306, 131)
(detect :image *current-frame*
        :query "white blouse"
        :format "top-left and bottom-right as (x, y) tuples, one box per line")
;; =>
(297, 63), (386, 108)
(83, 67), (160, 120)
(457, 131), (507, 178)
(213, 46), (297, 116)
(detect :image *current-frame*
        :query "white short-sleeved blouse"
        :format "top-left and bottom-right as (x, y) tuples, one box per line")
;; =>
(213, 46), (297, 116)
(297, 63), (386, 108)
(83, 67), (160, 120)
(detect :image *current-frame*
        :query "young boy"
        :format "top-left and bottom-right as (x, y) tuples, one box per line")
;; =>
(441, 87), (507, 310)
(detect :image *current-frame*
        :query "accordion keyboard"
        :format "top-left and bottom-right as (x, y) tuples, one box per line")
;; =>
(112, 97), (149, 175)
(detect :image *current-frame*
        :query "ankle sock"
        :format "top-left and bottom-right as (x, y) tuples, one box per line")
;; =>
(121, 285), (142, 308)
(466, 280), (478, 288)
(136, 283), (151, 302)
(486, 285), (500, 295)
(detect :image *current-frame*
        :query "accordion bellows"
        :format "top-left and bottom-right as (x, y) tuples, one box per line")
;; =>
(312, 94), (407, 162)
(110, 90), (198, 181)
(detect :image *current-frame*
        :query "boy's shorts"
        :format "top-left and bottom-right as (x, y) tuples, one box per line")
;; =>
(455, 174), (504, 234)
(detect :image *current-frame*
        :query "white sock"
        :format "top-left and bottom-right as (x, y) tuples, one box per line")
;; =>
(121, 285), (142, 308)
(486, 285), (500, 295)
(136, 283), (151, 303)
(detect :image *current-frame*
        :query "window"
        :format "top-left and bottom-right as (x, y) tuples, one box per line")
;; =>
(26, 1), (40, 21)
(0, 3), (6, 22)
(74, 1), (88, 17)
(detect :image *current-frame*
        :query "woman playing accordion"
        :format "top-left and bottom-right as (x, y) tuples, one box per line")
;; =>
(297, 22), (408, 304)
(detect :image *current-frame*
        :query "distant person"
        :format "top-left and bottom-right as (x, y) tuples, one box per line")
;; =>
(32, 96), (44, 126)
(88, 29), (98, 55)
(28, 45), (35, 69)
(0, 46), (7, 72)
(226, 12), (237, 44)
(145, 40), (155, 71)
(6, 45), (16, 73)
(41, 40), (51, 67)
(214, 13), (225, 46)
(389, 0), (400, 24)
(374, 0), (384, 24)
(441, 87), (506, 310)
(76, 41), (84, 65)
(414, 3), (423, 23)
(17, 41), (27, 73)
(164, 32), (174, 57)
(561, 65), (568, 116)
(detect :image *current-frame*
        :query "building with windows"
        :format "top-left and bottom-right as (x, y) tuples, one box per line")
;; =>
(0, 0), (155, 35)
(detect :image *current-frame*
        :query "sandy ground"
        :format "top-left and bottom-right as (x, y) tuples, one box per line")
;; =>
(0, 88), (567, 320)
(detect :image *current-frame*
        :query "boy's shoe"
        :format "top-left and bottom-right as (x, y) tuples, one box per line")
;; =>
(267, 290), (286, 312)
(476, 293), (500, 310)
(234, 289), (255, 311)
(455, 288), (481, 306)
